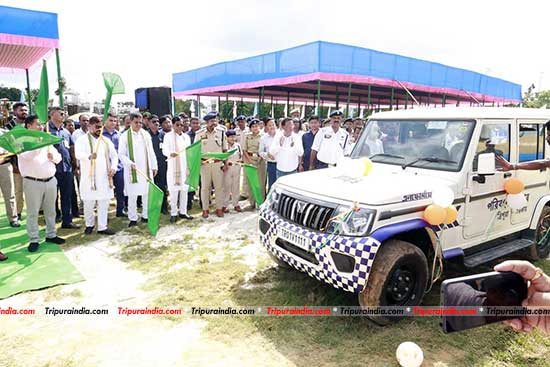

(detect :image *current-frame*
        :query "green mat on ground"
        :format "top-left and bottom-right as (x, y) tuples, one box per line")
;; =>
(0, 214), (84, 299)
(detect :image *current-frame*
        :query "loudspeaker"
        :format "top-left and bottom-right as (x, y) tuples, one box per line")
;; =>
(134, 87), (172, 116)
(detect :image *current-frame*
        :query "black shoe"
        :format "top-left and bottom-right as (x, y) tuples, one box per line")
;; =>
(72, 213), (81, 219)
(9, 221), (21, 228)
(179, 214), (194, 220)
(45, 236), (65, 244)
(17, 213), (22, 221)
(28, 242), (39, 252)
(97, 229), (115, 235)
(141, 218), (148, 223)
(170, 216), (178, 223)
(161, 209), (169, 215)
(84, 226), (94, 235)
(128, 221), (138, 227)
(116, 212), (126, 218)
(61, 223), (81, 229)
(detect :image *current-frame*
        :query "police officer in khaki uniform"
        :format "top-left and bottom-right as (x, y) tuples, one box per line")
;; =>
(197, 112), (228, 218)
(243, 119), (265, 209)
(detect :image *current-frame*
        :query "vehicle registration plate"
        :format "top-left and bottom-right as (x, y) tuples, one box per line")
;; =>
(278, 227), (311, 251)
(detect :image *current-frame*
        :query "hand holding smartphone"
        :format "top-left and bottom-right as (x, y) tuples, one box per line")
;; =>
(440, 271), (528, 333)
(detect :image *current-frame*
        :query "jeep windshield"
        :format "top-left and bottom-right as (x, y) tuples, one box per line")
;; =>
(351, 119), (476, 172)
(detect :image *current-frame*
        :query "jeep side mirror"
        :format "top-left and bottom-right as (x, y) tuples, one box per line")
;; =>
(478, 153), (496, 174)
(473, 153), (496, 183)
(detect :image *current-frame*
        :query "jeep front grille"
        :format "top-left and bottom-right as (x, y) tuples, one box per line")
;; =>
(274, 193), (335, 232)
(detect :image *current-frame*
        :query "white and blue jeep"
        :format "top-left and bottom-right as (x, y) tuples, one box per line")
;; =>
(259, 107), (550, 323)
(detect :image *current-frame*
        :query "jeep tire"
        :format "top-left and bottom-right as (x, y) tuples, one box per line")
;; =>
(527, 206), (550, 260)
(359, 239), (429, 325)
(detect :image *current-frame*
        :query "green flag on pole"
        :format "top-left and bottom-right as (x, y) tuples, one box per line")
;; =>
(102, 72), (125, 122)
(201, 148), (237, 160)
(244, 164), (264, 206)
(35, 61), (49, 124)
(0, 126), (62, 154)
(147, 181), (164, 236)
(185, 140), (202, 192)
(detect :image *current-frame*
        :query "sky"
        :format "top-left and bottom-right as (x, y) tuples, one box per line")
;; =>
(1, 0), (549, 105)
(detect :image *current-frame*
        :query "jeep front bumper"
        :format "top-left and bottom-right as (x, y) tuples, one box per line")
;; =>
(259, 206), (381, 294)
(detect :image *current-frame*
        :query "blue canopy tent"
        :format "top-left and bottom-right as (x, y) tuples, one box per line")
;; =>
(0, 5), (63, 110)
(173, 41), (522, 117)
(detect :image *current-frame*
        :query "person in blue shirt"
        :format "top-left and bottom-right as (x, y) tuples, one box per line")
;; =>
(102, 112), (126, 217)
(299, 115), (321, 171)
(48, 107), (80, 229)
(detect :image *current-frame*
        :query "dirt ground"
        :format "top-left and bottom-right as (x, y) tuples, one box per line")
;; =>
(1, 205), (549, 367)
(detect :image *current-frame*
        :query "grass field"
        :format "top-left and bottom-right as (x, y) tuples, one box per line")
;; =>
(0, 200), (549, 366)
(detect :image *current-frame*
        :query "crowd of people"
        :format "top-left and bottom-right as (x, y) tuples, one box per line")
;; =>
(0, 103), (365, 260)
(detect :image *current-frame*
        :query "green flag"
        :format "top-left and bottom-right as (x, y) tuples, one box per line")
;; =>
(201, 148), (237, 160)
(35, 61), (49, 124)
(102, 72), (125, 122)
(185, 140), (202, 192)
(147, 181), (164, 236)
(0, 126), (62, 154)
(244, 164), (264, 206)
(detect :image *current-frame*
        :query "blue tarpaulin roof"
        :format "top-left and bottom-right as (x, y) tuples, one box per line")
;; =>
(173, 41), (521, 105)
(0, 5), (59, 70)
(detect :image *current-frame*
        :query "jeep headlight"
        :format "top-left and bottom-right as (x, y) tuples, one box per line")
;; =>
(326, 206), (375, 237)
(262, 184), (281, 210)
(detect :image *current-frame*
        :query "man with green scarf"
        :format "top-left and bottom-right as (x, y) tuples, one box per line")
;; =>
(118, 112), (158, 227)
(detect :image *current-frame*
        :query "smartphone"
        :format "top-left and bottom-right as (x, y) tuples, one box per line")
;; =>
(440, 271), (528, 333)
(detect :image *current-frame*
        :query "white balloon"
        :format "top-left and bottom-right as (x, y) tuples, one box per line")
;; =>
(507, 193), (527, 210)
(396, 342), (424, 367)
(432, 186), (454, 207)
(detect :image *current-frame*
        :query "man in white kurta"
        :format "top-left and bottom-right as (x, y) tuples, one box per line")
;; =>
(118, 113), (158, 226)
(75, 116), (119, 235)
(162, 119), (194, 222)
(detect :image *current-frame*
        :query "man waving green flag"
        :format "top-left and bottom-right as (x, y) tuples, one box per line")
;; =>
(185, 140), (202, 192)
(102, 72), (125, 121)
(35, 60), (49, 124)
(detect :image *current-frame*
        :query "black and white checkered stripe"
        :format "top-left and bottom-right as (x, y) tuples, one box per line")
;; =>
(259, 207), (380, 294)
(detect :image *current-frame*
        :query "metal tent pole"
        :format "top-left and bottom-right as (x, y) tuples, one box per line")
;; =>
(25, 68), (32, 113)
(316, 80), (321, 115)
(197, 95), (201, 119)
(55, 49), (64, 108)
(286, 91), (290, 116)
(390, 87), (394, 110)
(259, 87), (264, 117)
(367, 85), (371, 115)
(335, 85), (339, 109)
(346, 82), (352, 116)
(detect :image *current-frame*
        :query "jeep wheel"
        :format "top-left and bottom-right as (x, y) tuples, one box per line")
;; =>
(359, 239), (429, 325)
(527, 206), (550, 260)
(267, 251), (292, 269)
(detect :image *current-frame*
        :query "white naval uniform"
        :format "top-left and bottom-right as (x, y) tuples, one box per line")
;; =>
(311, 126), (349, 165)
(118, 128), (158, 221)
(75, 133), (118, 230)
(162, 130), (190, 216)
